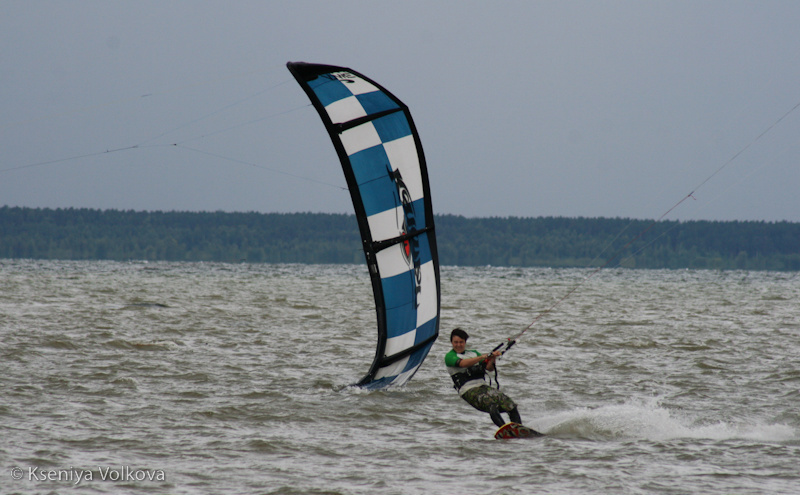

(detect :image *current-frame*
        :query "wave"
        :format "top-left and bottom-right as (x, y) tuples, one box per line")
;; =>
(535, 397), (797, 443)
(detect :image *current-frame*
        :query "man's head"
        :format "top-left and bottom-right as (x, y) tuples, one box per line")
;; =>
(450, 328), (469, 342)
(450, 328), (469, 353)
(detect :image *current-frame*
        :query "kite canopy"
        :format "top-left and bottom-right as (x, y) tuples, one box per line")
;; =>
(287, 62), (440, 389)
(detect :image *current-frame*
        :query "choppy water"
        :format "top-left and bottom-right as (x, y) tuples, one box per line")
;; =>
(1, 260), (798, 494)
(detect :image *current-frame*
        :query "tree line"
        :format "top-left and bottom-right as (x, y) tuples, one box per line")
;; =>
(1, 206), (798, 270)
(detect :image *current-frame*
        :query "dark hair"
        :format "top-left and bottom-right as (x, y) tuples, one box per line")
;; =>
(450, 328), (469, 342)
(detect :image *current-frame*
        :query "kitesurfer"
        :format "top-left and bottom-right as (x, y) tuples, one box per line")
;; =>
(444, 328), (522, 428)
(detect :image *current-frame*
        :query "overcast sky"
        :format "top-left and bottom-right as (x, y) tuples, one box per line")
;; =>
(3, 1), (799, 222)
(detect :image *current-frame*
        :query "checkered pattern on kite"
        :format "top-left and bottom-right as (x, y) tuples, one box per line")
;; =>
(308, 71), (400, 125)
(294, 63), (440, 389)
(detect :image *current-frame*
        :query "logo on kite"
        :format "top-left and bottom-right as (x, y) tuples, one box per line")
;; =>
(325, 71), (357, 84)
(389, 167), (423, 305)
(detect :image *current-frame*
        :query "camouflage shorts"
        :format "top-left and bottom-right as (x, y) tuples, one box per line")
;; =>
(461, 384), (516, 413)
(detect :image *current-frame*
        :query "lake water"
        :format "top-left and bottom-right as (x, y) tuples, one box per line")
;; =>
(2, 260), (798, 494)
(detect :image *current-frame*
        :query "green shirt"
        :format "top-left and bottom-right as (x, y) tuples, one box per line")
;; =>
(444, 349), (485, 395)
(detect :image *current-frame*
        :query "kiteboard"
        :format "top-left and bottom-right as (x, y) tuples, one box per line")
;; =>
(494, 422), (543, 440)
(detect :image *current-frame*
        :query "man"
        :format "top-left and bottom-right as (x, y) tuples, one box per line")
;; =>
(444, 327), (522, 428)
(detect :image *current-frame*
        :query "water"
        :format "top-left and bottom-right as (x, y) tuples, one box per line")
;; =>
(2, 260), (798, 494)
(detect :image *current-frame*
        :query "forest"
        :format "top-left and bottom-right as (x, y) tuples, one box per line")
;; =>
(2, 206), (799, 270)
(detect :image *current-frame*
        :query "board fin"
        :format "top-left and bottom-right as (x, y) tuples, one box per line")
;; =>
(494, 422), (543, 440)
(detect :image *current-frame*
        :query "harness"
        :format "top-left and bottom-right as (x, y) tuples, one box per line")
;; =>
(450, 361), (487, 390)
(453, 362), (506, 393)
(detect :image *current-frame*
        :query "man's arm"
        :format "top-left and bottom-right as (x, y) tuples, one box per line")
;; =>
(457, 354), (486, 368)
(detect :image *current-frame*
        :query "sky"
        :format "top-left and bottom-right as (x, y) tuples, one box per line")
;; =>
(2, 0), (800, 222)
